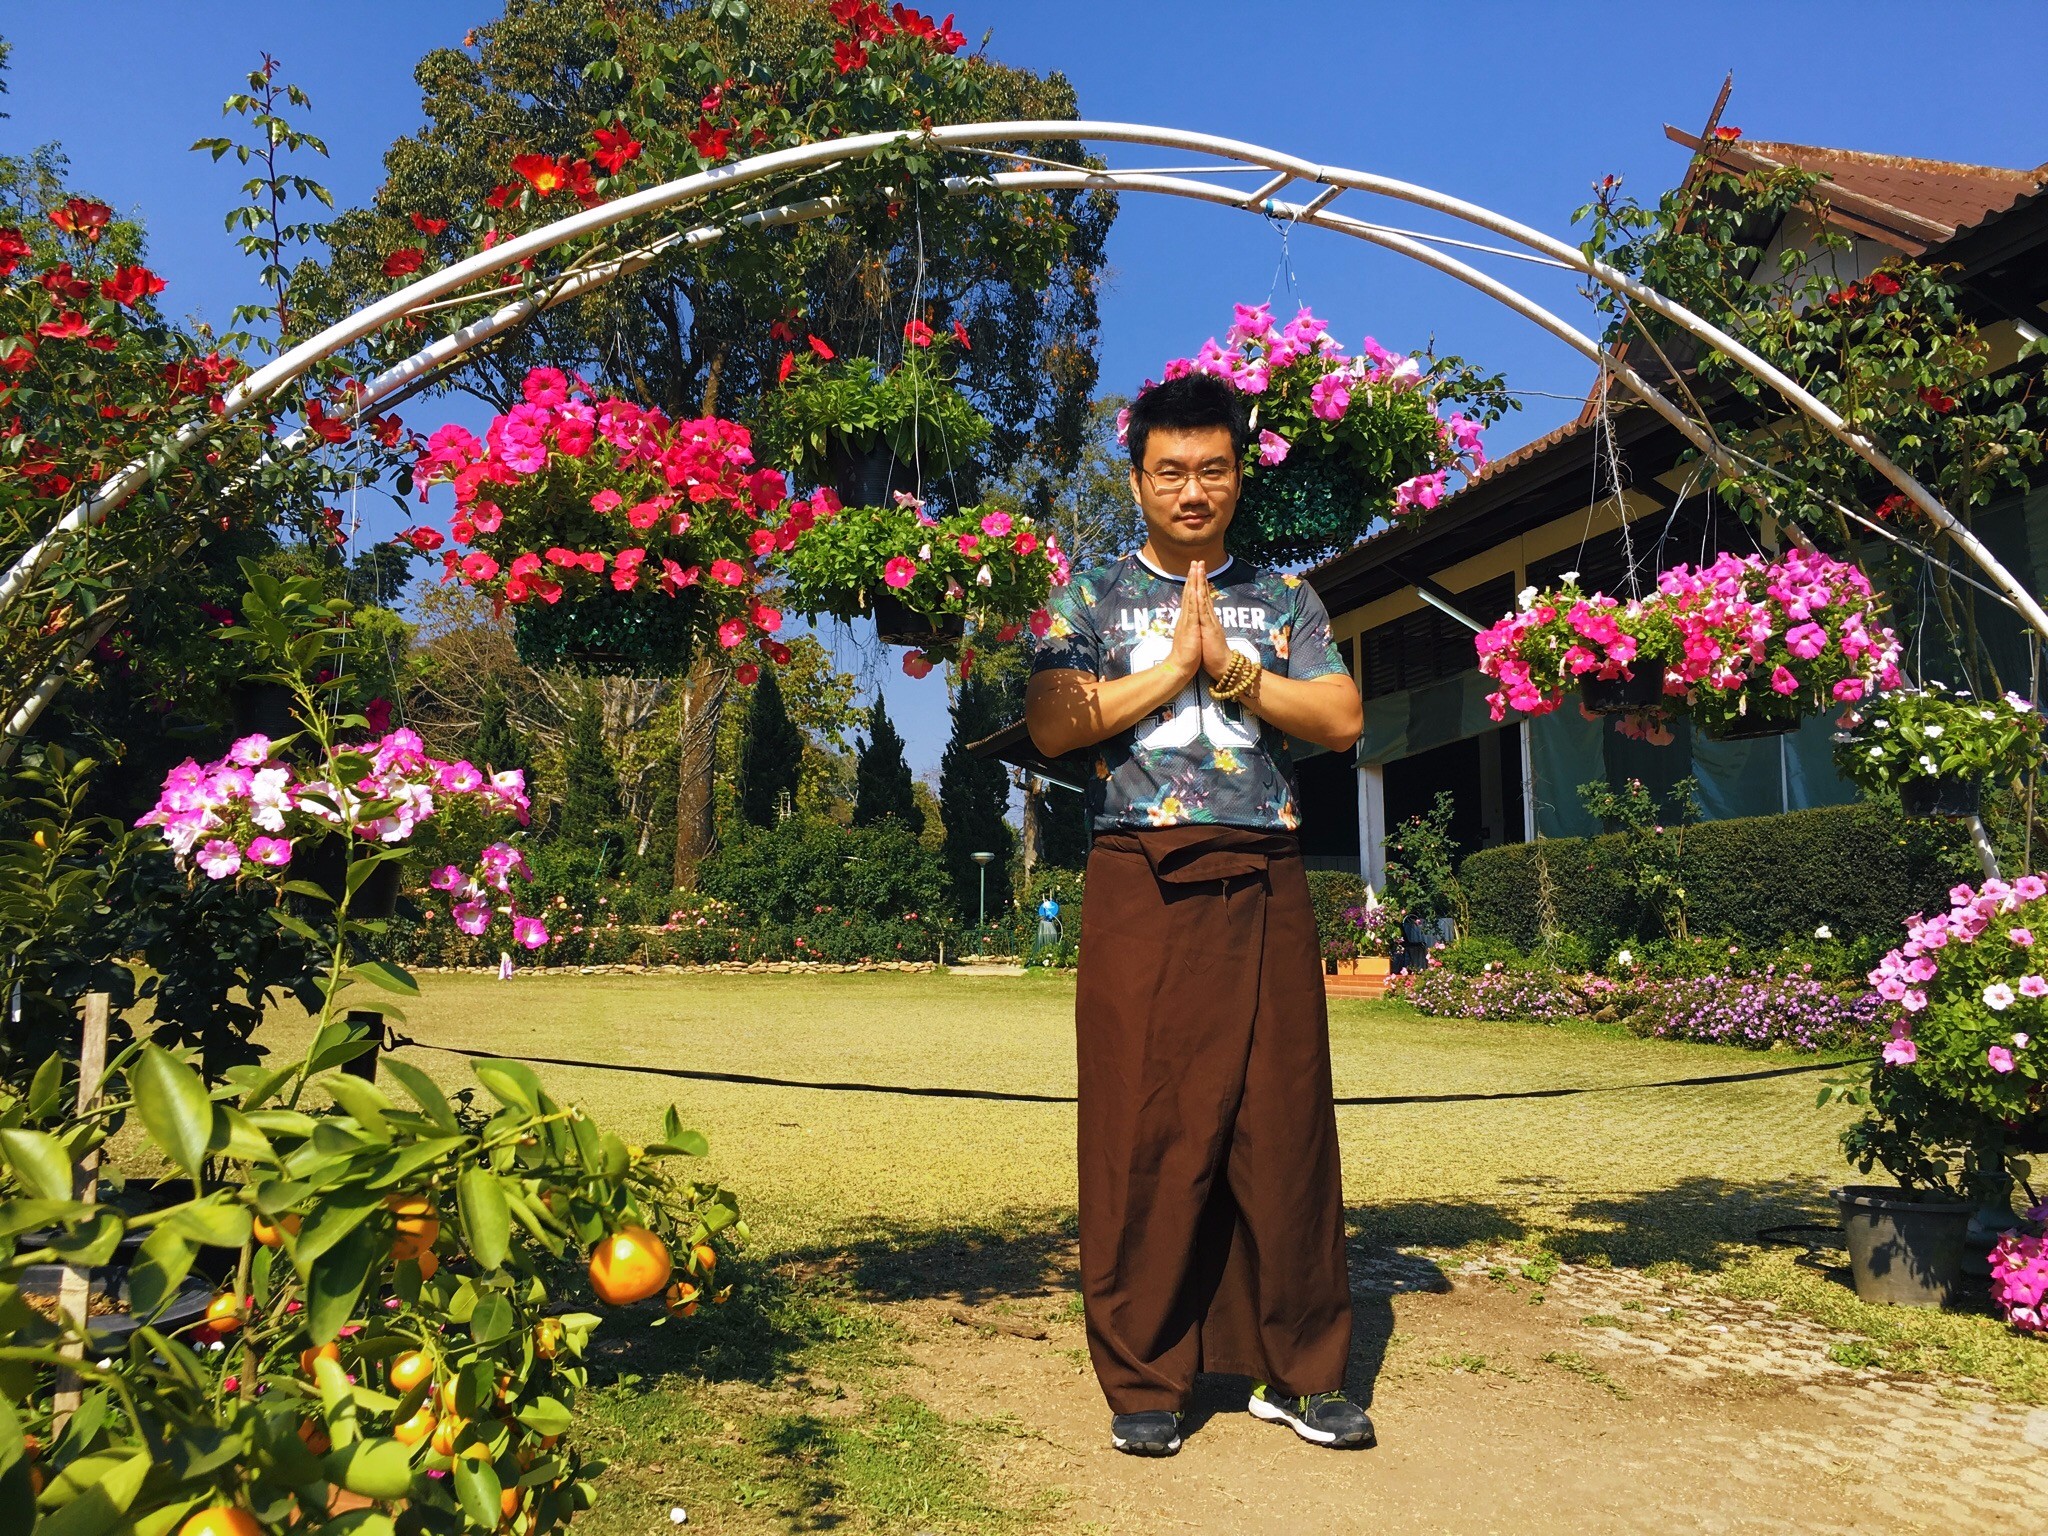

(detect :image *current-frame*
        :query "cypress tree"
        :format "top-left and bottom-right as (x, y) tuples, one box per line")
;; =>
(739, 669), (805, 828)
(853, 692), (923, 833)
(557, 693), (621, 844)
(939, 672), (1015, 924)
(1035, 780), (1090, 869)
(469, 682), (528, 777)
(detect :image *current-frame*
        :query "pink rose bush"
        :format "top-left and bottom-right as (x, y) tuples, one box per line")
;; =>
(1867, 875), (2048, 1123)
(137, 727), (551, 949)
(1129, 302), (1506, 564)
(1475, 549), (1901, 732)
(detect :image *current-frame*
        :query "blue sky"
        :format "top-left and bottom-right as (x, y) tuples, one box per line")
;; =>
(7, 3), (2044, 775)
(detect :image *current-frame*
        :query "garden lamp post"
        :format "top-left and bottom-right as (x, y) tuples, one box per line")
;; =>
(972, 850), (993, 930)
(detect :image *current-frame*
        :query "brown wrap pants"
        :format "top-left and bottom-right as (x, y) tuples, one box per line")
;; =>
(1076, 825), (1352, 1415)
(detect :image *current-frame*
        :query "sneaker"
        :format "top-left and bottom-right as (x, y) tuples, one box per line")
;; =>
(1109, 1409), (1183, 1456)
(1248, 1384), (1374, 1448)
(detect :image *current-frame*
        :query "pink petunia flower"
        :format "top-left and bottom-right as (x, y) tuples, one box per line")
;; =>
(980, 511), (1013, 538)
(1882, 1034), (1918, 1067)
(884, 556), (918, 589)
(1257, 429), (1290, 466)
(197, 839), (242, 880)
(229, 734), (272, 767)
(2020, 976), (2048, 999)
(1985, 982), (2017, 1011)
(2011, 928), (2035, 947)
(513, 915), (549, 949)
(247, 836), (293, 867)
(1988, 1044), (2016, 1073)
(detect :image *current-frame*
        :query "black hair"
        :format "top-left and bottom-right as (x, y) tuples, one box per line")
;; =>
(1125, 372), (1248, 470)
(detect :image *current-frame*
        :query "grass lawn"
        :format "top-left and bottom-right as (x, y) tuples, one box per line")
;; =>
(246, 971), (2044, 1531)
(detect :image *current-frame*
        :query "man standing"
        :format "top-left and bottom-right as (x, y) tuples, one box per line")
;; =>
(1025, 373), (1370, 1456)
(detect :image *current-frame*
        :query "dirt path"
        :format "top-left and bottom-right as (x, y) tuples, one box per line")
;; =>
(883, 1244), (2048, 1534)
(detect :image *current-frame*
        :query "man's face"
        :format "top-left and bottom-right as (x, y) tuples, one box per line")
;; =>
(1129, 425), (1239, 553)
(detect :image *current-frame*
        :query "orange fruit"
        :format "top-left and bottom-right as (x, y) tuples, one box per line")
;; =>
(501, 1486), (523, 1518)
(300, 1342), (340, 1377)
(587, 1225), (671, 1306)
(438, 1378), (463, 1415)
(387, 1194), (440, 1262)
(691, 1244), (717, 1274)
(389, 1350), (434, 1394)
(430, 1415), (468, 1457)
(663, 1280), (699, 1316)
(392, 1404), (437, 1446)
(415, 1249), (440, 1281)
(203, 1292), (244, 1335)
(298, 1420), (332, 1456)
(253, 1212), (301, 1247)
(533, 1319), (564, 1360)
(177, 1510), (263, 1536)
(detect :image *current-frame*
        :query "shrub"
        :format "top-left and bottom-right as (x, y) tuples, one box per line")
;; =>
(1461, 801), (1971, 955)
(1306, 869), (1368, 954)
(698, 814), (947, 930)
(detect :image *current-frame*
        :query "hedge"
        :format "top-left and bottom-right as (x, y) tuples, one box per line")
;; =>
(1459, 801), (1973, 956)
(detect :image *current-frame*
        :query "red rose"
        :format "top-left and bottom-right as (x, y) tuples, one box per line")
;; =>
(100, 264), (166, 307)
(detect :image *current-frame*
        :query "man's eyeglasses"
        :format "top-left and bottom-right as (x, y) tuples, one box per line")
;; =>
(1140, 463), (1239, 495)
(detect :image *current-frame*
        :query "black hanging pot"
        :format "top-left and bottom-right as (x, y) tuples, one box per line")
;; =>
(228, 680), (298, 740)
(1702, 677), (1802, 742)
(871, 594), (966, 648)
(1899, 773), (1982, 820)
(1579, 663), (1668, 715)
(511, 588), (696, 678)
(826, 438), (920, 510)
(286, 835), (401, 920)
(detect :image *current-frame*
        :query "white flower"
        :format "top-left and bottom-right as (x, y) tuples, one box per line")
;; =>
(2015, 1033), (2032, 1049)
(1980, 710), (1998, 722)
(1919, 754), (1940, 773)
(1615, 949), (1634, 968)
(1562, 570), (1582, 584)
(1518, 586), (1539, 611)
(1923, 724), (1945, 739)
(917, 543), (932, 561)
(1868, 747), (1884, 759)
(975, 564), (994, 587)
(1873, 719), (1889, 729)
(1814, 924), (1833, 941)
(1984, 982), (2016, 1011)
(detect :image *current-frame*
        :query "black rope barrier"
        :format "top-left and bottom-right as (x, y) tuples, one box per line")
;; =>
(390, 1037), (1863, 1109)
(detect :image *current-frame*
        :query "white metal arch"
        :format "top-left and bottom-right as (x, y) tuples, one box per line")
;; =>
(6, 119), (2043, 757)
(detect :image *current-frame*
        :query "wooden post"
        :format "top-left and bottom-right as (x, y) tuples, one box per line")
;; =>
(52, 991), (109, 1427)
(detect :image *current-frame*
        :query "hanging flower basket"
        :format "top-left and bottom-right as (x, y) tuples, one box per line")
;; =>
(1580, 664), (1669, 716)
(1130, 302), (1504, 566)
(229, 680), (297, 741)
(1899, 773), (1983, 820)
(411, 367), (803, 681)
(511, 586), (698, 677)
(285, 834), (402, 920)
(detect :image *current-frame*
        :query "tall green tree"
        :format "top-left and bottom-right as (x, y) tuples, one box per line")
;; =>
(468, 680), (529, 777)
(939, 670), (1014, 924)
(297, 0), (1114, 884)
(738, 668), (804, 828)
(558, 692), (622, 843)
(853, 691), (922, 833)
(1034, 781), (1089, 869)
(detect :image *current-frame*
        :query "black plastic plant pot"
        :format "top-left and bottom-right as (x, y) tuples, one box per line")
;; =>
(228, 680), (298, 740)
(870, 594), (966, 648)
(1701, 679), (1802, 742)
(287, 836), (401, 921)
(1831, 1185), (1972, 1307)
(826, 439), (920, 511)
(511, 589), (697, 678)
(1579, 664), (1668, 716)
(1899, 773), (1982, 820)
(21, 1262), (215, 1346)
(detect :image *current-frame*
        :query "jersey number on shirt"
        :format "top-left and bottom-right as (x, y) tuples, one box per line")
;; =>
(1127, 631), (1261, 751)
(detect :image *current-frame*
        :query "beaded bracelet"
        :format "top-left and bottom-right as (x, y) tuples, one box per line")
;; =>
(1208, 653), (1259, 702)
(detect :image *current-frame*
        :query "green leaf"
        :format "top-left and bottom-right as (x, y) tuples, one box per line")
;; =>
(468, 1290), (514, 1344)
(325, 1437), (417, 1501)
(130, 1500), (205, 1536)
(130, 1046), (217, 1181)
(515, 1396), (573, 1437)
(27, 1054), (65, 1120)
(380, 1057), (458, 1133)
(349, 959), (419, 996)
(323, 1076), (395, 1138)
(214, 1107), (277, 1164)
(0, 1394), (33, 1534)
(268, 907), (327, 942)
(162, 1197), (252, 1248)
(472, 1060), (539, 1113)
(34, 1447), (150, 1536)
(0, 1129), (73, 1200)
(454, 1454), (503, 1528)
(294, 1188), (381, 1271)
(128, 1225), (196, 1321)
(307, 1220), (382, 1343)
(457, 1167), (511, 1272)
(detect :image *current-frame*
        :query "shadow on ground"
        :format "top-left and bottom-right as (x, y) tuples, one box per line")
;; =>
(583, 1176), (1856, 1415)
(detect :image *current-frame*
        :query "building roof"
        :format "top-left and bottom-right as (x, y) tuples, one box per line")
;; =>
(1665, 127), (2048, 252)
(1308, 128), (2048, 613)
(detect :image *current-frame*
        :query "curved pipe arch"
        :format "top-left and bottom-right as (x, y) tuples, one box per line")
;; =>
(7, 120), (2042, 758)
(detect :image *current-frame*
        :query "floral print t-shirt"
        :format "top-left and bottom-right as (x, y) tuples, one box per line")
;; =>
(1030, 552), (1350, 832)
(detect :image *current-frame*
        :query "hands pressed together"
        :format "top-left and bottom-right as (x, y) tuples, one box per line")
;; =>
(1168, 560), (1239, 687)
